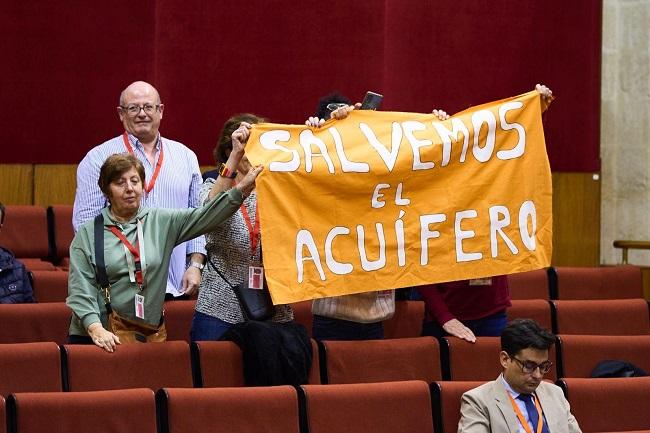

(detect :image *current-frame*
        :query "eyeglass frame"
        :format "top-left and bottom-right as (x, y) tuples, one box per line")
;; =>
(326, 103), (348, 112)
(510, 355), (553, 374)
(119, 103), (163, 117)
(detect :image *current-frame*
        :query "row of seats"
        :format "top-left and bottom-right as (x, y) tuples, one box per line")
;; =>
(507, 264), (644, 300)
(1, 335), (649, 396)
(26, 265), (646, 305)
(2, 298), (647, 345)
(4, 377), (650, 433)
(2, 205), (645, 301)
(0, 205), (72, 270)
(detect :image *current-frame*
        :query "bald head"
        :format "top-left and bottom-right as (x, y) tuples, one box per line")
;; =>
(119, 81), (161, 107)
(117, 81), (164, 145)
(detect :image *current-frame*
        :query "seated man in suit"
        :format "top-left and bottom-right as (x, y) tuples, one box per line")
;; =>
(459, 318), (581, 433)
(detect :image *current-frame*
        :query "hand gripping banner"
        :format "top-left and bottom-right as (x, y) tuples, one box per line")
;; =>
(246, 90), (552, 304)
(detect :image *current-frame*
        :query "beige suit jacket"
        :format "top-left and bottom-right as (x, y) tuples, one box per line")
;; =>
(458, 377), (582, 433)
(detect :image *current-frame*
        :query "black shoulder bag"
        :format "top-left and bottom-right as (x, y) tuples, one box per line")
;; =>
(206, 255), (274, 321)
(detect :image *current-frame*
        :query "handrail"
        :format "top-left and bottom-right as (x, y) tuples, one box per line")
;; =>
(612, 240), (650, 264)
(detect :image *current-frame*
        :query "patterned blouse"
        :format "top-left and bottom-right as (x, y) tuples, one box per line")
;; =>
(194, 179), (293, 324)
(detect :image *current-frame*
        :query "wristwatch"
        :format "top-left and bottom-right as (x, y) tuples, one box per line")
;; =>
(218, 163), (238, 179)
(189, 261), (204, 271)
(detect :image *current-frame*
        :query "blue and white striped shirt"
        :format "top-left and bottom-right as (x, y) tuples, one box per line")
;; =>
(72, 132), (206, 296)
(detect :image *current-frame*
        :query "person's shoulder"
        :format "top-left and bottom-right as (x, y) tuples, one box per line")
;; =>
(162, 136), (195, 154)
(81, 136), (123, 161)
(463, 380), (497, 399)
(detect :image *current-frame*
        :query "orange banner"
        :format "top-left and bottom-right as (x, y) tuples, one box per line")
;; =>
(246, 90), (552, 304)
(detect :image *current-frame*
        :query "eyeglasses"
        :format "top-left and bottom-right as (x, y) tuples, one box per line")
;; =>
(511, 356), (553, 374)
(326, 103), (348, 111)
(120, 104), (162, 117)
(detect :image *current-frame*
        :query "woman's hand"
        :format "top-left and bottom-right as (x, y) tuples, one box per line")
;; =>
(432, 109), (450, 121)
(442, 318), (476, 343)
(535, 83), (554, 103)
(305, 117), (325, 128)
(230, 122), (252, 157)
(330, 103), (360, 120)
(235, 165), (264, 197)
(87, 322), (121, 352)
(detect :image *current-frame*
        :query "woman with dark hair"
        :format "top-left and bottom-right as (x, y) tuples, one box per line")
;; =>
(190, 114), (294, 341)
(67, 152), (261, 352)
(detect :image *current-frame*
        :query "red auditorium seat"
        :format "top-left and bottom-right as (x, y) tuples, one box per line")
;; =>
(290, 300), (313, 337)
(300, 381), (434, 433)
(431, 381), (485, 433)
(63, 341), (193, 391)
(158, 386), (299, 433)
(558, 377), (650, 432)
(0, 396), (4, 433)
(507, 268), (551, 300)
(0, 302), (71, 344)
(47, 205), (74, 269)
(508, 299), (553, 330)
(555, 265), (643, 299)
(192, 339), (321, 387)
(163, 300), (195, 342)
(29, 270), (68, 303)
(552, 299), (650, 335)
(557, 334), (650, 378)
(0, 205), (55, 270)
(443, 337), (557, 381)
(320, 336), (441, 384)
(384, 300), (425, 338)
(191, 340), (244, 387)
(7, 388), (156, 433)
(0, 342), (62, 396)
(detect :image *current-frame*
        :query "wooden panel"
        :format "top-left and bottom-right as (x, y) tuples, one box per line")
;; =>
(552, 172), (600, 266)
(34, 164), (77, 206)
(0, 164), (33, 204)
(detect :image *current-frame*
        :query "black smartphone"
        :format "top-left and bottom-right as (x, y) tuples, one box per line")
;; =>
(360, 91), (383, 110)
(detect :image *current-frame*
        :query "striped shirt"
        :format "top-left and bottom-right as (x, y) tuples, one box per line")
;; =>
(72, 132), (205, 296)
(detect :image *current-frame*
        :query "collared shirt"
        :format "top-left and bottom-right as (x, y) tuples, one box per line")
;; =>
(72, 132), (205, 296)
(501, 374), (547, 433)
(67, 188), (243, 335)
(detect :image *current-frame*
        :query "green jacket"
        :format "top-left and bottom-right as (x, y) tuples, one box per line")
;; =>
(67, 188), (243, 336)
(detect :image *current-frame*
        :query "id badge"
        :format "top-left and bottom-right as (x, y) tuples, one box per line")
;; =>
(135, 294), (145, 319)
(469, 278), (492, 286)
(248, 266), (264, 290)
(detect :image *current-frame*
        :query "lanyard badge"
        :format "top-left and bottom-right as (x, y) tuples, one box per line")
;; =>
(122, 132), (164, 194)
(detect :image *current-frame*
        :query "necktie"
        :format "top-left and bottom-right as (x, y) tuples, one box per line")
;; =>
(517, 393), (550, 433)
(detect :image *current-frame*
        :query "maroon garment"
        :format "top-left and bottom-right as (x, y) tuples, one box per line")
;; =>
(417, 276), (511, 325)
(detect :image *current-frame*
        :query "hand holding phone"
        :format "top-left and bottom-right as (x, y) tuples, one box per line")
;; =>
(360, 91), (383, 110)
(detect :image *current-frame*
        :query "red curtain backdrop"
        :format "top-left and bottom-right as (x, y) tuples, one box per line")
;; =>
(0, 0), (601, 172)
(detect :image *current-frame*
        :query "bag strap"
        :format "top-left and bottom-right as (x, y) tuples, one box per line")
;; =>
(94, 213), (113, 313)
(206, 255), (236, 289)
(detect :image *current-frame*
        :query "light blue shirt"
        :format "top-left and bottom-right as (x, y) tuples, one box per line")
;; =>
(501, 374), (548, 433)
(72, 132), (205, 296)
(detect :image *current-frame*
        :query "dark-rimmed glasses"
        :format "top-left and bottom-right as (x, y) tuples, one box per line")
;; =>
(119, 104), (162, 117)
(511, 356), (553, 374)
(326, 103), (348, 111)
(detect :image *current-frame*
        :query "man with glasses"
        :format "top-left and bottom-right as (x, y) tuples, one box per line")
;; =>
(459, 318), (581, 433)
(73, 81), (205, 300)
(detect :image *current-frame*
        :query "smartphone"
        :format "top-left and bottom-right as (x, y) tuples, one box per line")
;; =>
(360, 91), (383, 110)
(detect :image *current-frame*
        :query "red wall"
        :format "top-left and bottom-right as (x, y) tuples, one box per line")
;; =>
(1, 0), (601, 171)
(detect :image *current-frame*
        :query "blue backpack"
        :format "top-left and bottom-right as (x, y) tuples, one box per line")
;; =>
(0, 246), (35, 303)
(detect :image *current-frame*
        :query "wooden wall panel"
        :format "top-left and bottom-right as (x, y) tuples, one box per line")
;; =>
(551, 172), (601, 266)
(0, 164), (33, 205)
(33, 164), (77, 206)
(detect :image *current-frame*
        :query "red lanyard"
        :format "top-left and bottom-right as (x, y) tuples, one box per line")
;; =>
(240, 203), (260, 256)
(109, 226), (143, 286)
(122, 132), (164, 194)
(507, 393), (544, 433)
